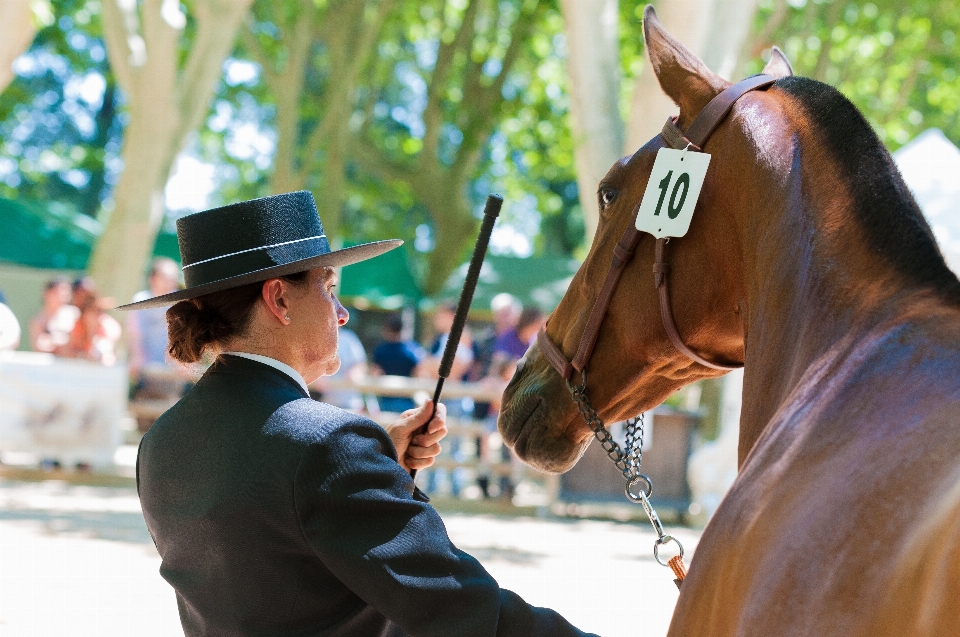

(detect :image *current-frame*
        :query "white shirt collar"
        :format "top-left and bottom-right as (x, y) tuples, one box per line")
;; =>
(222, 351), (310, 396)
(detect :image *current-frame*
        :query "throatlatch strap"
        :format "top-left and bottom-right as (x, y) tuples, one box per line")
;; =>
(654, 239), (740, 371)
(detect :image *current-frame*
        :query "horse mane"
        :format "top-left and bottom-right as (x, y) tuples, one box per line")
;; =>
(775, 76), (960, 304)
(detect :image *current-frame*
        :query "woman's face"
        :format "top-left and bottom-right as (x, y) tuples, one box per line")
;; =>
(288, 267), (349, 383)
(44, 283), (70, 309)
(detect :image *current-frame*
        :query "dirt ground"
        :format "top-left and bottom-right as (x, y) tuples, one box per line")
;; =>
(0, 478), (701, 637)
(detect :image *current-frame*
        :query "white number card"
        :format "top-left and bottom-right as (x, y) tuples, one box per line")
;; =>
(635, 148), (711, 239)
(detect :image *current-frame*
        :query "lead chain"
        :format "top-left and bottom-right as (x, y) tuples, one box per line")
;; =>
(566, 370), (685, 575)
(568, 372), (644, 482)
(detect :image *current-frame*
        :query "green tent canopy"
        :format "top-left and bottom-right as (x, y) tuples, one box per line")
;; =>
(0, 197), (180, 270)
(338, 243), (420, 310)
(0, 198), (578, 313)
(435, 254), (579, 313)
(338, 244), (578, 314)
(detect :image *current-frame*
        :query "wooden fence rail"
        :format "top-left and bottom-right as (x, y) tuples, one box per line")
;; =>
(131, 371), (552, 503)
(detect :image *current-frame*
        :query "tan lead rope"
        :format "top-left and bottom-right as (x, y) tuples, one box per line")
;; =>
(668, 555), (688, 589)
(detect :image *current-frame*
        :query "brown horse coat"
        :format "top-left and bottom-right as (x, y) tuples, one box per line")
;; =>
(498, 7), (960, 636)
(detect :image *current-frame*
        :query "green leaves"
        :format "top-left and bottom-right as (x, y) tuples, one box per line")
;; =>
(747, 0), (960, 150)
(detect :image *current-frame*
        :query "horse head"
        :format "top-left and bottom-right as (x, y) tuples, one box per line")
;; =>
(498, 6), (797, 473)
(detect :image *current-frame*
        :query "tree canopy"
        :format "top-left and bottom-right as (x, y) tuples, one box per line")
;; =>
(745, 0), (959, 150)
(0, 0), (955, 303)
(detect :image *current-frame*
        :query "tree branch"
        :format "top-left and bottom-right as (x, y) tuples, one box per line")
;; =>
(240, 21), (277, 90)
(893, 58), (924, 113)
(286, 0), (317, 85)
(748, 0), (789, 54)
(422, 0), (481, 163)
(734, 0), (788, 79)
(277, 0), (319, 182)
(451, 0), (540, 180)
(346, 0), (395, 87)
(297, 0), (392, 179)
(175, 0), (254, 146)
(459, 0), (498, 118)
(350, 136), (418, 185)
(100, 0), (138, 95)
(811, 0), (843, 81)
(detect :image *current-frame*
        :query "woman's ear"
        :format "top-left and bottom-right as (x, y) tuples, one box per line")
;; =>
(260, 279), (291, 324)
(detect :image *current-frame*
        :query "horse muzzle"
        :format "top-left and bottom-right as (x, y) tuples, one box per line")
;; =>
(498, 347), (590, 474)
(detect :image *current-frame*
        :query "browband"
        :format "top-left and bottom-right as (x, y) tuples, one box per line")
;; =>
(538, 75), (776, 381)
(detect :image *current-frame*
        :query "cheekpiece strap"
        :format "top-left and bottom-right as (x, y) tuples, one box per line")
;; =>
(653, 238), (740, 371)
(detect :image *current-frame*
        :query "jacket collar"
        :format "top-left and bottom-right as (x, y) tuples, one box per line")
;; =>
(213, 354), (311, 398)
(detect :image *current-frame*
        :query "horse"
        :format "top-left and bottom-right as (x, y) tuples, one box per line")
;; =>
(498, 6), (960, 636)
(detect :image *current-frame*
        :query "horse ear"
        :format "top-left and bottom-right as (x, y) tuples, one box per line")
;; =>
(762, 46), (794, 78)
(642, 5), (727, 119)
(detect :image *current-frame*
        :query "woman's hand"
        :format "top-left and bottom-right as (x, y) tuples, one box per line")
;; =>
(385, 400), (447, 472)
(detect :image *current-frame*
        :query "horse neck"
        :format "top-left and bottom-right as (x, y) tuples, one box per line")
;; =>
(733, 151), (930, 464)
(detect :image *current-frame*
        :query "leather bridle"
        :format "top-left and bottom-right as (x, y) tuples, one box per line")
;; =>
(538, 74), (777, 382)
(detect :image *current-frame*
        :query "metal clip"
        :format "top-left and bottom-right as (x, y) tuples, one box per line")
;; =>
(638, 490), (665, 539)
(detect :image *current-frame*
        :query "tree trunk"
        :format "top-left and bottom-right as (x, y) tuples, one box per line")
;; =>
(560, 0), (624, 247)
(88, 0), (254, 306)
(88, 107), (178, 306)
(0, 0), (39, 93)
(700, 0), (760, 80)
(421, 195), (478, 297)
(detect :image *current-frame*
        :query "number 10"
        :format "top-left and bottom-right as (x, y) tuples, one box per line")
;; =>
(653, 170), (690, 220)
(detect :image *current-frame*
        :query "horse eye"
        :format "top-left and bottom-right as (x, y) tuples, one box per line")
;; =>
(599, 187), (618, 208)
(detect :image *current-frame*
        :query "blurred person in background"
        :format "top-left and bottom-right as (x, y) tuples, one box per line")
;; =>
(0, 294), (20, 351)
(489, 305), (544, 380)
(71, 276), (121, 347)
(128, 258), (185, 394)
(482, 305), (546, 500)
(420, 301), (474, 497)
(71, 276), (98, 308)
(421, 300), (474, 381)
(313, 325), (368, 411)
(469, 293), (521, 408)
(29, 277), (79, 353)
(470, 293), (521, 498)
(57, 293), (121, 365)
(371, 313), (424, 414)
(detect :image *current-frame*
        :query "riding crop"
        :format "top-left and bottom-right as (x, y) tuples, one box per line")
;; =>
(410, 194), (502, 481)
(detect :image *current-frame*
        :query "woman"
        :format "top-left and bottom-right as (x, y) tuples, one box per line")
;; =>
(120, 192), (596, 637)
(29, 277), (78, 353)
(58, 293), (121, 365)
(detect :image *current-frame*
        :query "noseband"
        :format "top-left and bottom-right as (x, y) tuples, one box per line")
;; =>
(538, 74), (775, 381)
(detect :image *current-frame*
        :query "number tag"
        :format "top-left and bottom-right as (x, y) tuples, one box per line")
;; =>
(634, 148), (711, 239)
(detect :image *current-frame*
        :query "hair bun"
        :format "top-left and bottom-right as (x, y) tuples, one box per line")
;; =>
(166, 300), (229, 363)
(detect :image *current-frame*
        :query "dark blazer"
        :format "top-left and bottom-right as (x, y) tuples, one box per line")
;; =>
(137, 355), (597, 637)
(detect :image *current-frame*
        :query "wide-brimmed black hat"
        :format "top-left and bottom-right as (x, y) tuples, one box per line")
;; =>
(117, 191), (401, 310)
